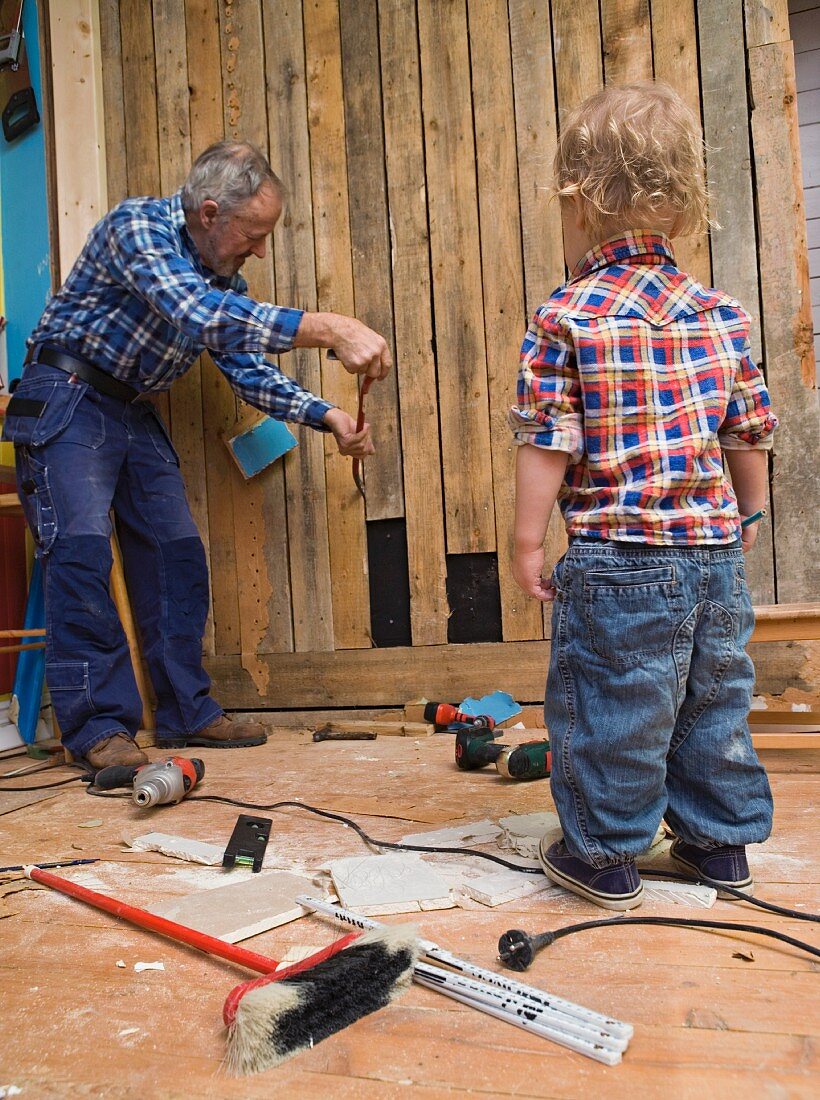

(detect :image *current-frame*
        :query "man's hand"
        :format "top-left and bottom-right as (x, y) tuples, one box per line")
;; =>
(323, 407), (375, 457)
(512, 545), (556, 601)
(293, 312), (392, 380)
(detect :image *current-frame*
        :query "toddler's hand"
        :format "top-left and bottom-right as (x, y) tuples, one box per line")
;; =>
(512, 546), (556, 601)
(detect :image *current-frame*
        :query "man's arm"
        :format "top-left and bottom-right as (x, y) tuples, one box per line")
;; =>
(105, 206), (390, 377)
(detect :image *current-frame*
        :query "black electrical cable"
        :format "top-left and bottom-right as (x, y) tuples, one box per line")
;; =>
(497, 916), (820, 971)
(187, 795), (539, 873)
(76, 786), (820, 926)
(637, 866), (820, 922)
(0, 775), (85, 791)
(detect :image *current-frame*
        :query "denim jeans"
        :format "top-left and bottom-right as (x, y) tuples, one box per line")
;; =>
(3, 362), (222, 756)
(545, 538), (773, 867)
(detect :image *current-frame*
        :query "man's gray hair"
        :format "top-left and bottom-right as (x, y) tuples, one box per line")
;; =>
(181, 140), (284, 217)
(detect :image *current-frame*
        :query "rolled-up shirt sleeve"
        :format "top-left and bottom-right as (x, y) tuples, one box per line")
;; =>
(213, 351), (333, 429)
(719, 341), (779, 450)
(508, 306), (584, 459)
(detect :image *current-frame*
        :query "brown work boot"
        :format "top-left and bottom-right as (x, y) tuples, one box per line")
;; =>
(157, 713), (267, 750)
(83, 732), (149, 770)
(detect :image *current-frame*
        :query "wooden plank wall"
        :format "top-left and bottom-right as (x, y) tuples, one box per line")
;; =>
(86, 0), (817, 709)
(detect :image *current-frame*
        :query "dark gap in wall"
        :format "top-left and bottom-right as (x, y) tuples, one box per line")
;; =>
(445, 552), (502, 644)
(367, 518), (411, 648)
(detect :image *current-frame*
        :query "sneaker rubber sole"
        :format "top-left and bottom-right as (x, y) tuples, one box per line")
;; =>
(539, 840), (644, 911)
(670, 847), (754, 898)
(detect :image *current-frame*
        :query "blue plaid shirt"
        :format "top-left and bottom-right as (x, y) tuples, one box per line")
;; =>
(28, 191), (333, 427)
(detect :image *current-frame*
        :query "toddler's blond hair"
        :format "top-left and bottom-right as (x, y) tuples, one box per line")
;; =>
(554, 82), (712, 238)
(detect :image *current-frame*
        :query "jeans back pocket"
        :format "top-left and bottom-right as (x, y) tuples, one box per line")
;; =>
(583, 564), (682, 664)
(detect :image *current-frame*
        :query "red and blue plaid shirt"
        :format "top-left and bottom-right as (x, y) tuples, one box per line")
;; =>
(510, 233), (778, 545)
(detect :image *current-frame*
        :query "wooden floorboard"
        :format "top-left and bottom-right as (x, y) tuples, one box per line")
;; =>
(0, 732), (817, 1098)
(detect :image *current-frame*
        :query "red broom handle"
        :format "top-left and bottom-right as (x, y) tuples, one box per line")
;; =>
(29, 865), (282, 972)
(30, 866), (366, 1031)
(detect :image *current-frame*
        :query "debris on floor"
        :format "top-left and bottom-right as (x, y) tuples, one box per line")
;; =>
(399, 819), (501, 847)
(325, 853), (454, 914)
(148, 870), (316, 942)
(123, 831), (224, 866)
(134, 961), (165, 973)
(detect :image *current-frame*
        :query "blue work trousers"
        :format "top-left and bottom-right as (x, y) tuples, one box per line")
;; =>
(4, 363), (221, 756)
(545, 538), (773, 867)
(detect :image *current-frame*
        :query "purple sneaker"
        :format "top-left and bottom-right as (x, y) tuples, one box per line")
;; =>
(539, 838), (643, 911)
(670, 839), (754, 898)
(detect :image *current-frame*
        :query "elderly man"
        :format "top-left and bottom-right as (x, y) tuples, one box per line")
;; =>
(2, 141), (390, 769)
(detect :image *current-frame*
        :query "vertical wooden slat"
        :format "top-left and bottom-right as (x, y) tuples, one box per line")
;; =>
(509, 0), (564, 318)
(48, 0), (108, 282)
(417, 0), (496, 555)
(303, 0), (372, 649)
(262, 0), (335, 654)
(152, 0), (216, 656)
(218, 0), (294, 672)
(119, 0), (161, 197)
(650, 0), (711, 286)
(745, 0), (791, 47)
(749, 41), (820, 603)
(377, 0), (448, 645)
(601, 0), (654, 84)
(338, 0), (404, 522)
(469, 0), (542, 641)
(98, 0), (128, 206)
(185, 0), (237, 658)
(552, 0), (604, 117)
(119, 1), (171, 427)
(548, 0), (602, 634)
(152, 0), (190, 193)
(699, 0), (774, 602)
(509, 0), (569, 641)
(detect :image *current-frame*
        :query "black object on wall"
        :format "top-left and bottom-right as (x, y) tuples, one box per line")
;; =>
(446, 553), (503, 644)
(366, 518), (412, 648)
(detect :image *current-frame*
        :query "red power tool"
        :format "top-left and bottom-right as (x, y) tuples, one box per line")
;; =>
(93, 757), (204, 807)
(424, 701), (496, 731)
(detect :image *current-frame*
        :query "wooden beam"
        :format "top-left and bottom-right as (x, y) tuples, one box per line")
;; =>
(339, 0), (403, 521)
(417, 0), (496, 554)
(303, 0), (372, 648)
(749, 43), (820, 603)
(48, 0), (108, 280)
(263, 0), (335, 655)
(205, 603), (819, 708)
(699, 0), (774, 603)
(470, 0), (543, 642)
(601, 0), (653, 84)
(752, 603), (820, 641)
(377, 0), (448, 645)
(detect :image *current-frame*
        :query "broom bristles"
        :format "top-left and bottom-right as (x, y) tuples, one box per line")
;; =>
(225, 924), (418, 1075)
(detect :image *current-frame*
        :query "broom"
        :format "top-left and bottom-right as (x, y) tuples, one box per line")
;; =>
(27, 866), (417, 1074)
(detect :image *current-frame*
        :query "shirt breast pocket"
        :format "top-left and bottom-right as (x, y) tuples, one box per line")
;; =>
(2, 380), (105, 449)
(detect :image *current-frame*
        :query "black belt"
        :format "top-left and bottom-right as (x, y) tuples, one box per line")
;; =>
(25, 344), (141, 403)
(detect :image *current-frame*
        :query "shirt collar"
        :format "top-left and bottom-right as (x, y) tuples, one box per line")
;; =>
(570, 232), (676, 281)
(169, 189), (241, 290)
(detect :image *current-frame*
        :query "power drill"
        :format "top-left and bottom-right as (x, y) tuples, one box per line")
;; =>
(495, 740), (552, 780)
(93, 757), (205, 807)
(454, 727), (505, 770)
(455, 728), (552, 780)
(424, 701), (496, 732)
